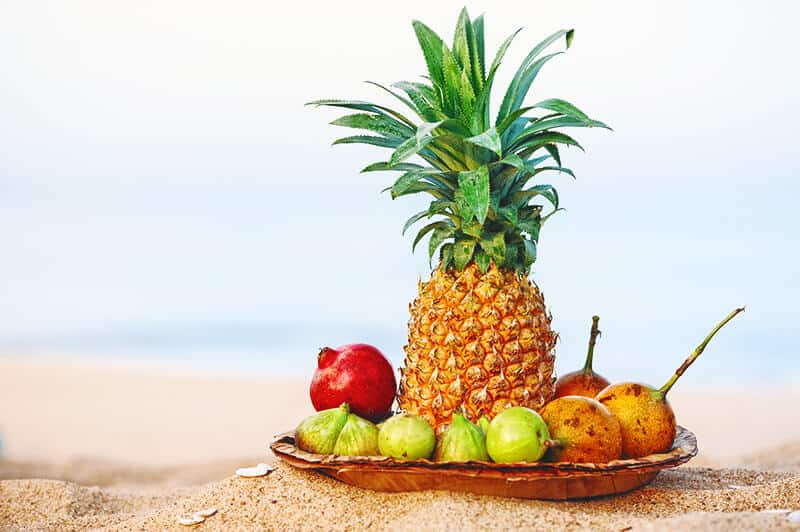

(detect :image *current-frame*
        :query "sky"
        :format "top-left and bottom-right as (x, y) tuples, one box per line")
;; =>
(1, 1), (798, 385)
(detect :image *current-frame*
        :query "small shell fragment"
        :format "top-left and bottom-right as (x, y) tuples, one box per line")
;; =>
(788, 511), (800, 523)
(177, 514), (205, 526)
(236, 463), (274, 478)
(193, 507), (218, 518)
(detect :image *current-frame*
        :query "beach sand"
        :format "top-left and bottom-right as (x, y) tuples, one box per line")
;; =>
(1, 356), (799, 530)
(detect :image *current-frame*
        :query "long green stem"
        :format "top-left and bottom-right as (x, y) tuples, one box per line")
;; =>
(658, 307), (745, 396)
(583, 315), (601, 374)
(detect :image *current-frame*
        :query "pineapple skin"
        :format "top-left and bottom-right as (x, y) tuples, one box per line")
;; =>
(398, 262), (557, 430)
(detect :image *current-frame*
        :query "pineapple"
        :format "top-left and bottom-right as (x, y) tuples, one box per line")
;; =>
(310, 9), (608, 430)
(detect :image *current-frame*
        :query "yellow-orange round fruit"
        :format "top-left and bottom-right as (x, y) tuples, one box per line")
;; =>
(553, 370), (610, 399)
(596, 383), (676, 458)
(540, 396), (622, 463)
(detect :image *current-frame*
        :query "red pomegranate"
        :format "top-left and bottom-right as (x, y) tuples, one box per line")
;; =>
(310, 343), (397, 421)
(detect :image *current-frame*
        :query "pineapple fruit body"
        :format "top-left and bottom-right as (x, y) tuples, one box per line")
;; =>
(399, 263), (556, 430)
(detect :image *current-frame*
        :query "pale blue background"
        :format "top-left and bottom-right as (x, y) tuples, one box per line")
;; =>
(1, 1), (798, 386)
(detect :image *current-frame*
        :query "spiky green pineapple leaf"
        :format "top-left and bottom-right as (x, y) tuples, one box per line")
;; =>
(480, 231), (506, 265)
(390, 169), (454, 199)
(361, 161), (425, 173)
(458, 69), (476, 124)
(511, 131), (584, 154)
(515, 115), (609, 140)
(441, 43), (462, 117)
(452, 9), (472, 76)
(466, 16), (484, 92)
(412, 21), (446, 89)
(541, 206), (565, 224)
(389, 120), (445, 165)
(452, 8), (483, 95)
(474, 248), (490, 273)
(464, 127), (501, 156)
(510, 119), (598, 157)
(453, 239), (477, 270)
(497, 28), (574, 126)
(523, 238), (537, 268)
(312, 15), (609, 274)
(496, 154), (559, 200)
(402, 209), (430, 235)
(499, 206), (518, 225)
(503, 241), (520, 269)
(364, 81), (421, 118)
(469, 68), (494, 134)
(544, 144), (562, 166)
(489, 27), (523, 77)
(427, 143), (465, 172)
(519, 216), (541, 242)
(461, 220), (482, 238)
(440, 242), (454, 269)
(428, 199), (454, 216)
(501, 52), (564, 132)
(428, 225), (453, 263)
(472, 14), (485, 77)
(412, 220), (453, 252)
(388, 179), (447, 199)
(391, 136), (428, 165)
(530, 165), (575, 179)
(501, 52), (573, 145)
(453, 188), (473, 221)
(496, 153), (525, 169)
(393, 81), (445, 122)
(308, 99), (415, 127)
(496, 106), (534, 136)
(532, 98), (591, 121)
(513, 184), (559, 209)
(489, 189), (501, 215)
(457, 166), (489, 224)
(469, 26), (522, 133)
(333, 135), (403, 149)
(526, 154), (554, 167)
(331, 113), (414, 138)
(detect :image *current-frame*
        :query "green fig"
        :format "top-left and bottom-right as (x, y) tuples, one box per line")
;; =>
(333, 412), (379, 456)
(486, 407), (551, 463)
(377, 413), (435, 460)
(295, 403), (350, 454)
(295, 403), (379, 457)
(478, 415), (491, 435)
(435, 412), (489, 462)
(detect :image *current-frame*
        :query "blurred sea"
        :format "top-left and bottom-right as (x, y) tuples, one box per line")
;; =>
(2, 318), (798, 388)
(1, 180), (798, 386)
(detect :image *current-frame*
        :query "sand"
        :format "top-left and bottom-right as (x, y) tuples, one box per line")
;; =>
(2, 356), (799, 531)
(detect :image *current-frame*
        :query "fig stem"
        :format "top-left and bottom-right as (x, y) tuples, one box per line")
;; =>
(583, 315), (601, 374)
(658, 307), (745, 397)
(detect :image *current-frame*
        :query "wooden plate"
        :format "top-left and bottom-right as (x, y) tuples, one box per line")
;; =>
(270, 425), (697, 500)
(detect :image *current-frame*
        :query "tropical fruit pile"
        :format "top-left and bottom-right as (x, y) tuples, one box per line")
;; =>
(296, 308), (742, 464)
(294, 9), (744, 466)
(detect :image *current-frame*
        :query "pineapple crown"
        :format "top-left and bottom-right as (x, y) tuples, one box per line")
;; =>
(309, 8), (609, 275)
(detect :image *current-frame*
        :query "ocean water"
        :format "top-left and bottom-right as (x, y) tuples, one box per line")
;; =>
(1, 180), (798, 387)
(3, 316), (797, 389)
